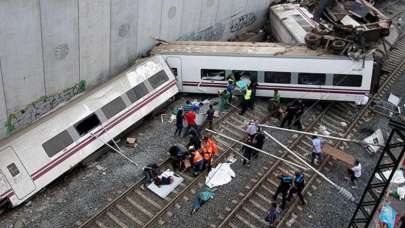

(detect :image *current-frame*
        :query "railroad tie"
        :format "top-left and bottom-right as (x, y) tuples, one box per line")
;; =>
(115, 204), (144, 226)
(95, 220), (108, 228)
(134, 190), (162, 209)
(248, 199), (267, 212)
(242, 207), (267, 225)
(106, 211), (129, 228)
(126, 196), (154, 218)
(235, 214), (259, 228)
(254, 192), (272, 205)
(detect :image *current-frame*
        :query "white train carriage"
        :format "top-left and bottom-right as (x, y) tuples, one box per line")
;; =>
(269, 4), (318, 44)
(0, 56), (178, 207)
(152, 41), (375, 103)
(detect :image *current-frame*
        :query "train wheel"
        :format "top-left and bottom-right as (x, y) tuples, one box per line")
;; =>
(331, 40), (346, 54)
(305, 33), (321, 50)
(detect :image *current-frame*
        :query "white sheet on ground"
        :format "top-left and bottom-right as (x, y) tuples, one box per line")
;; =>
(205, 163), (235, 188)
(147, 170), (184, 198)
(375, 170), (405, 184)
(363, 129), (384, 154)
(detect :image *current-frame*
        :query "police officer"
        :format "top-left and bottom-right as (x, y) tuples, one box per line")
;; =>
(240, 84), (253, 115)
(287, 172), (306, 205)
(273, 172), (292, 209)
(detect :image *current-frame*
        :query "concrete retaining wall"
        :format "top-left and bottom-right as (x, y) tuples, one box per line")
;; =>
(0, 0), (271, 138)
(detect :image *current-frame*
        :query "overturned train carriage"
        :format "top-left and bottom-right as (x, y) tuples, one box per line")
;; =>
(0, 56), (178, 207)
(152, 41), (377, 103)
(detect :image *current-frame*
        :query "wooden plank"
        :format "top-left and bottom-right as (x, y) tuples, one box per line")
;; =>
(106, 212), (128, 228)
(323, 144), (355, 166)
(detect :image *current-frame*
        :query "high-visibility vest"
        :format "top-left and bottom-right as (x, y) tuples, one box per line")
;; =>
(208, 139), (218, 155)
(192, 151), (203, 164)
(244, 89), (252, 100)
(202, 151), (211, 160)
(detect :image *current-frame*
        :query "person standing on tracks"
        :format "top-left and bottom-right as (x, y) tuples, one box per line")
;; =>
(249, 81), (258, 110)
(201, 136), (219, 170)
(218, 89), (230, 112)
(293, 100), (305, 130)
(273, 172), (293, 209)
(252, 127), (265, 159)
(268, 89), (281, 118)
(311, 135), (324, 166)
(204, 104), (215, 130)
(240, 84), (253, 115)
(242, 137), (254, 166)
(245, 120), (258, 140)
(183, 109), (197, 138)
(280, 103), (298, 128)
(174, 107), (184, 136)
(287, 172), (306, 205)
(226, 79), (235, 104)
(345, 160), (362, 188)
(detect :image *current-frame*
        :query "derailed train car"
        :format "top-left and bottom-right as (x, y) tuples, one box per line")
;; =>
(0, 56), (178, 208)
(152, 41), (377, 103)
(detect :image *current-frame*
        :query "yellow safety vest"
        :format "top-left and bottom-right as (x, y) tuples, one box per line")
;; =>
(244, 89), (252, 100)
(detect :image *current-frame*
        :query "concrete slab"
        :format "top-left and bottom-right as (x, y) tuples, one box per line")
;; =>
(0, 0), (45, 112)
(137, 0), (162, 55)
(178, 0), (202, 39)
(0, 60), (7, 138)
(160, 0), (183, 41)
(110, 0), (139, 76)
(40, 0), (80, 95)
(78, 0), (110, 87)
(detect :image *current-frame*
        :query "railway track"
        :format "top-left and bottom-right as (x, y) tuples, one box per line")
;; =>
(215, 36), (405, 228)
(79, 99), (272, 228)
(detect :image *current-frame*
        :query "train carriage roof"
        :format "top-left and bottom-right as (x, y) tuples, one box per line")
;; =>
(151, 41), (372, 60)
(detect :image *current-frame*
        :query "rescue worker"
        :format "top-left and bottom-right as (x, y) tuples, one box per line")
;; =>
(245, 120), (258, 140)
(268, 89), (281, 118)
(311, 135), (324, 166)
(218, 89), (230, 112)
(242, 137), (254, 166)
(174, 107), (184, 136)
(280, 103), (298, 128)
(190, 187), (215, 215)
(345, 160), (362, 188)
(204, 104), (215, 130)
(183, 100), (193, 113)
(226, 79), (235, 104)
(250, 81), (258, 109)
(252, 128), (265, 159)
(183, 109), (197, 138)
(190, 148), (204, 176)
(142, 163), (161, 188)
(293, 100), (304, 130)
(201, 136), (219, 170)
(187, 131), (201, 150)
(273, 172), (293, 209)
(169, 144), (188, 171)
(240, 84), (253, 115)
(287, 172), (306, 205)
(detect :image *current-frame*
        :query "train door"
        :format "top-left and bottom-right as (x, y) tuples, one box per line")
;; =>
(166, 57), (183, 91)
(0, 147), (36, 199)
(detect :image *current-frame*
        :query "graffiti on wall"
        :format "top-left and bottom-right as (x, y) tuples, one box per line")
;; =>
(230, 13), (256, 32)
(178, 23), (225, 41)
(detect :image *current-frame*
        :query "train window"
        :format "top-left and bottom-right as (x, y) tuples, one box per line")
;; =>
(126, 83), (148, 103)
(298, 73), (326, 85)
(333, 74), (362, 87)
(101, 97), (127, 119)
(7, 163), (20, 177)
(148, 70), (169, 89)
(232, 71), (258, 83)
(264, 72), (291, 84)
(292, 14), (312, 32)
(42, 130), (74, 157)
(74, 114), (101, 136)
(201, 69), (225, 81)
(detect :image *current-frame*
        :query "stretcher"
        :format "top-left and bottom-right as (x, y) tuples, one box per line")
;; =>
(147, 170), (184, 198)
(323, 144), (356, 166)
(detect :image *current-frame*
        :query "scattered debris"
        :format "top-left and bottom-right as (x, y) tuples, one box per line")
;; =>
(95, 165), (107, 171)
(126, 137), (137, 148)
